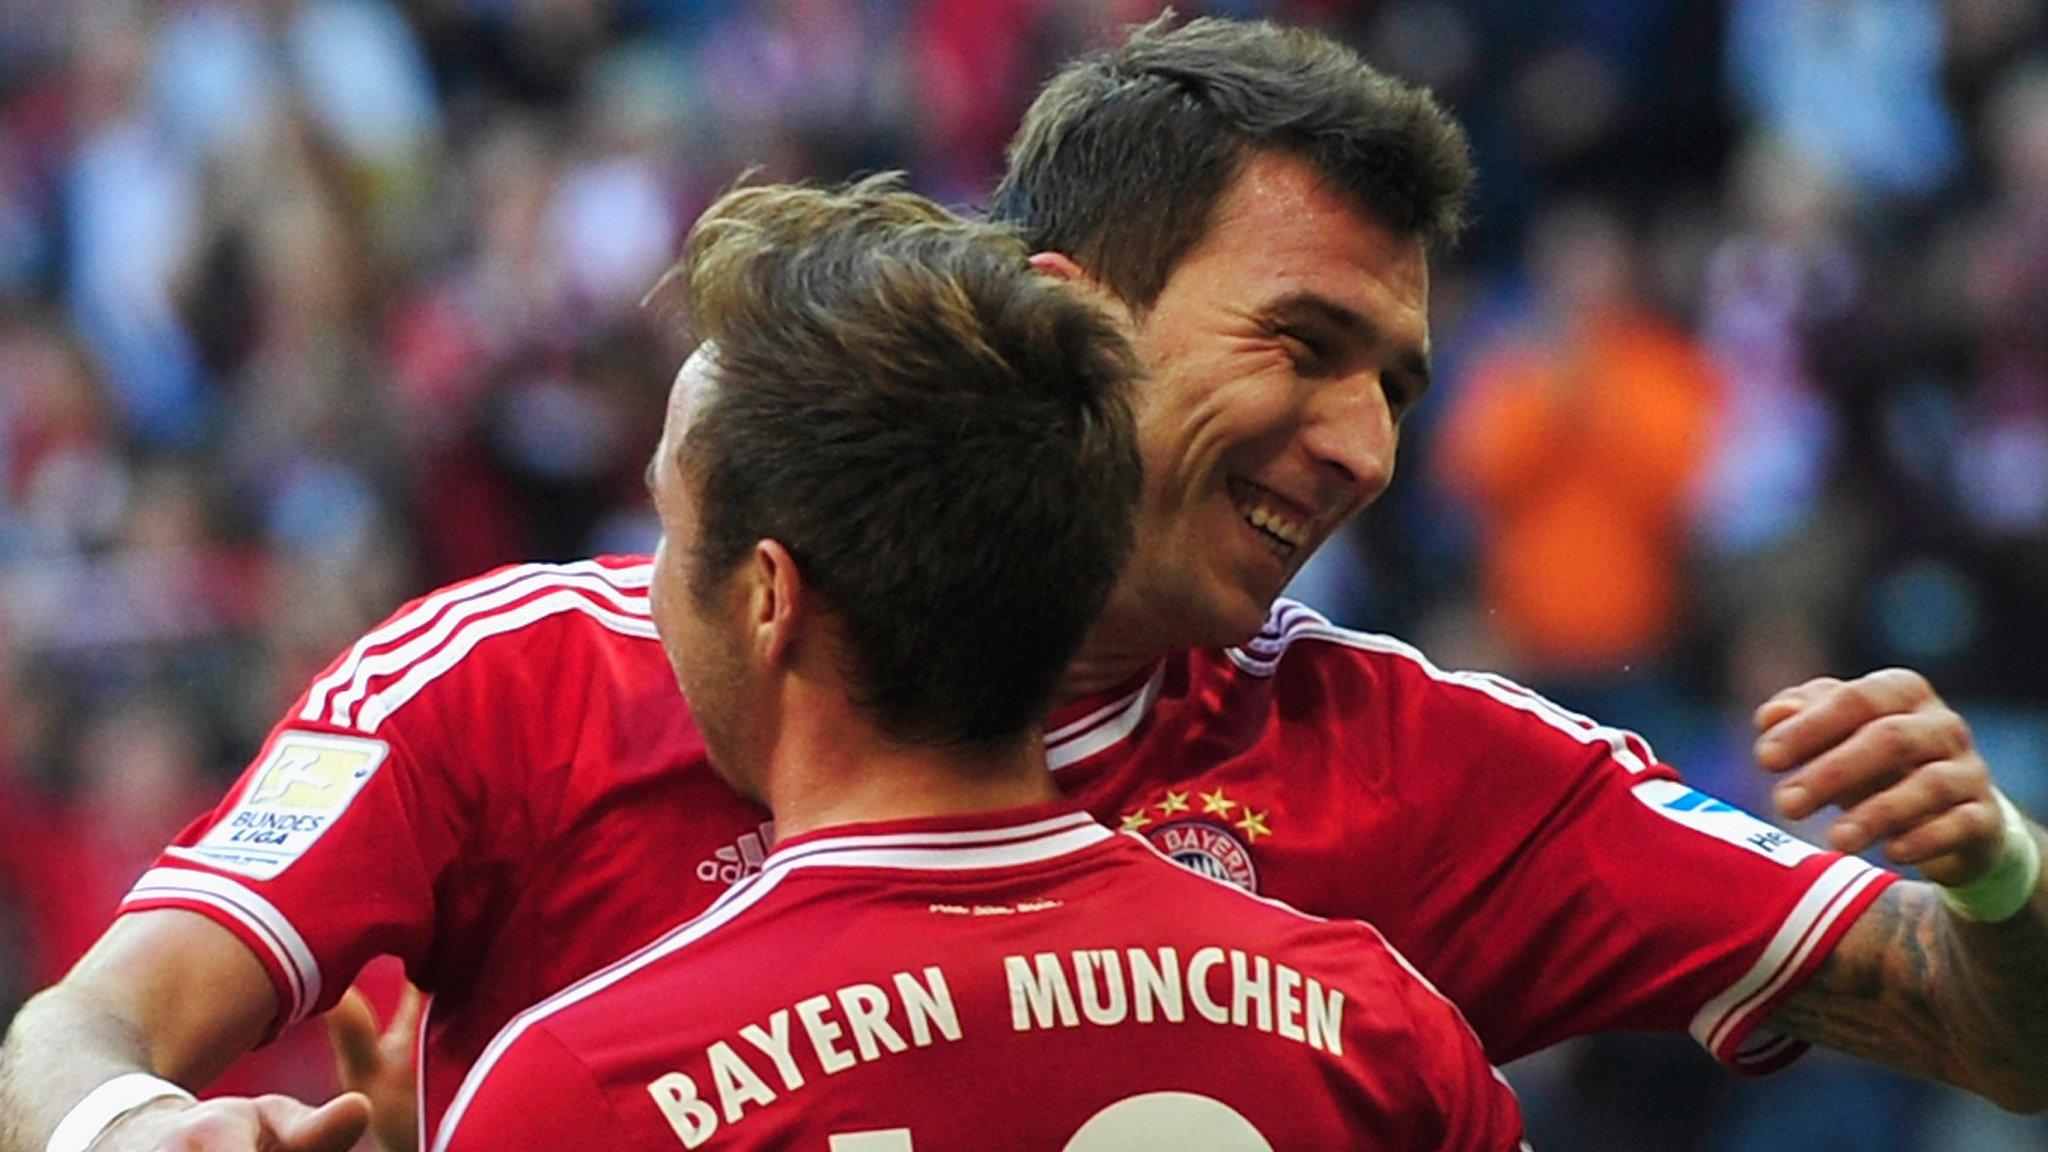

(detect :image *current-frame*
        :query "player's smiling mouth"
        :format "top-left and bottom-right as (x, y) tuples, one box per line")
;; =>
(1227, 476), (1314, 560)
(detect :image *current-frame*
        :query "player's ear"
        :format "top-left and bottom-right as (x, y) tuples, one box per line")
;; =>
(1028, 252), (1130, 329)
(1027, 251), (1090, 283)
(747, 538), (805, 668)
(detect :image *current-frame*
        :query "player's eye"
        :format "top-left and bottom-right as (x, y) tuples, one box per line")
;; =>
(1383, 374), (1418, 419)
(1276, 327), (1333, 373)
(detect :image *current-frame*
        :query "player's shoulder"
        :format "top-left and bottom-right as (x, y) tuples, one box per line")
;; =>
(295, 556), (662, 735)
(1107, 832), (1345, 941)
(1220, 598), (1462, 690)
(1111, 833), (1437, 996)
(1217, 598), (1658, 772)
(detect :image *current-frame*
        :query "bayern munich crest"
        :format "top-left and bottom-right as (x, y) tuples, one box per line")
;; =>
(1121, 787), (1269, 893)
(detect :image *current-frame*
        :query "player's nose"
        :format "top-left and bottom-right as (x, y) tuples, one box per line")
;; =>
(1297, 372), (1395, 501)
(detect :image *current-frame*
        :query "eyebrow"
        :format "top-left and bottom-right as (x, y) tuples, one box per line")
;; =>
(1261, 291), (1433, 397)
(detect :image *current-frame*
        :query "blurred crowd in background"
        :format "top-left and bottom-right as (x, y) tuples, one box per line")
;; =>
(1, 0), (2046, 1148)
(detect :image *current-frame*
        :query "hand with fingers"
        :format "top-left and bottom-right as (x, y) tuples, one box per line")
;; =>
(1755, 668), (2041, 921)
(94, 1092), (370, 1152)
(325, 984), (423, 1152)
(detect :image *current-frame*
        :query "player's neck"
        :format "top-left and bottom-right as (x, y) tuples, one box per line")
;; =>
(762, 731), (1060, 842)
(1058, 646), (1156, 702)
(1060, 608), (1173, 701)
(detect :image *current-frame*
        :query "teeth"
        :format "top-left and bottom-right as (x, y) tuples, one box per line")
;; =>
(1228, 479), (1313, 554)
(1246, 503), (1309, 547)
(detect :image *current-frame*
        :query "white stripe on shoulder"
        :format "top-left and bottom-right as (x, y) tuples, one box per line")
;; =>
(322, 563), (653, 727)
(1223, 598), (1332, 677)
(354, 589), (657, 732)
(124, 866), (322, 1022)
(1688, 855), (1888, 1063)
(432, 868), (786, 1152)
(1229, 601), (1657, 775)
(302, 560), (651, 727)
(1045, 666), (1166, 770)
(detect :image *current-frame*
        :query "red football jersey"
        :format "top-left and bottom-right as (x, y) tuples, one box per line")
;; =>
(121, 559), (1894, 1145)
(1044, 600), (1896, 1074)
(433, 806), (1526, 1152)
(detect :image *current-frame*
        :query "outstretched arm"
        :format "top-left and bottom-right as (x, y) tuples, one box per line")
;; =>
(1756, 670), (2048, 1112)
(0, 910), (368, 1152)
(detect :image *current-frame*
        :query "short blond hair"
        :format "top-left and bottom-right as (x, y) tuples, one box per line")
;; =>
(667, 176), (1142, 748)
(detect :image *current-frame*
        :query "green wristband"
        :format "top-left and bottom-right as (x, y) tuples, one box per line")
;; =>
(1938, 791), (2042, 924)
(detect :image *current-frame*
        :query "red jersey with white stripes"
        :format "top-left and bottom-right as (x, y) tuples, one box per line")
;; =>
(434, 806), (1526, 1152)
(123, 558), (1894, 1143)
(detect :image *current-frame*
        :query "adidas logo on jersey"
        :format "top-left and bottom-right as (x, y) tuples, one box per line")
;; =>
(697, 822), (777, 886)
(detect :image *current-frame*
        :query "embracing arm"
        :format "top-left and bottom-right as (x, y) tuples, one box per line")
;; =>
(0, 911), (366, 1152)
(1771, 854), (2048, 1112)
(1754, 671), (2048, 1112)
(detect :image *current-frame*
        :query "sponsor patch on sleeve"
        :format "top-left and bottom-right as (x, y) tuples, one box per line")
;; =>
(172, 732), (388, 880)
(1631, 779), (1822, 868)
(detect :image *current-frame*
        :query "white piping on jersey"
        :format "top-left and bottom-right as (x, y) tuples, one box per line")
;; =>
(1462, 669), (1658, 771)
(1041, 599), (1658, 776)
(323, 565), (654, 730)
(1222, 599), (1658, 775)
(764, 811), (1103, 870)
(124, 866), (321, 1023)
(431, 813), (1113, 1152)
(762, 819), (1114, 877)
(302, 560), (652, 728)
(1690, 855), (1888, 1065)
(1222, 599), (1333, 677)
(354, 589), (658, 733)
(1044, 663), (1166, 771)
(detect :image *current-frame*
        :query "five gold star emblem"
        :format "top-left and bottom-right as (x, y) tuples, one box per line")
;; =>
(1131, 786), (1273, 848)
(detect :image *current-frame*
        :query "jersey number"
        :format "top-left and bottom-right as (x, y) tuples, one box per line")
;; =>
(828, 1091), (1274, 1151)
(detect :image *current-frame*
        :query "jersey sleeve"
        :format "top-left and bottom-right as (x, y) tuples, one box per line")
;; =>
(439, 1026), (627, 1152)
(1350, 657), (1896, 1074)
(115, 563), (573, 1032)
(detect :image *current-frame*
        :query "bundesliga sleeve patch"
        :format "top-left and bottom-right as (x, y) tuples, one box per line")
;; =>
(173, 732), (388, 880)
(1631, 780), (1822, 868)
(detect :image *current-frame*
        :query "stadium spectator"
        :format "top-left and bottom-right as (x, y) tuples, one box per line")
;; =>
(1438, 198), (1720, 696)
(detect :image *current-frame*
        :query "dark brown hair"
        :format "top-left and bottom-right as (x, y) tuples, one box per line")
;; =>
(677, 176), (1142, 747)
(991, 13), (1475, 310)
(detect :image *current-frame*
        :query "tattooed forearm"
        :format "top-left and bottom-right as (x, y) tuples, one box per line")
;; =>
(1770, 885), (1962, 1081)
(1771, 835), (2048, 1111)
